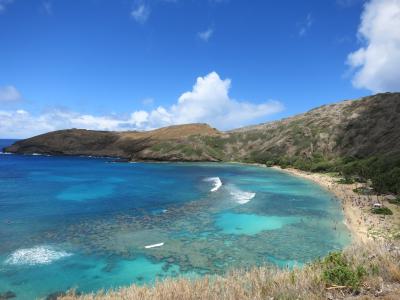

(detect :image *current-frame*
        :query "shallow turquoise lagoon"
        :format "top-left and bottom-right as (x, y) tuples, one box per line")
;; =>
(215, 212), (299, 235)
(0, 140), (350, 299)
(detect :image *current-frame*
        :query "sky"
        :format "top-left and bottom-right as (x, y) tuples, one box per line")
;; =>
(0, 0), (399, 138)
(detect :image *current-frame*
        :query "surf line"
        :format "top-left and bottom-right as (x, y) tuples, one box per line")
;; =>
(144, 242), (164, 249)
(204, 177), (222, 192)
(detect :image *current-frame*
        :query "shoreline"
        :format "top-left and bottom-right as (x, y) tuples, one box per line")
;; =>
(268, 165), (399, 243)
(2, 153), (397, 243)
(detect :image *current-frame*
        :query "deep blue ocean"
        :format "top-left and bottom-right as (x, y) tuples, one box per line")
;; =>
(0, 139), (350, 299)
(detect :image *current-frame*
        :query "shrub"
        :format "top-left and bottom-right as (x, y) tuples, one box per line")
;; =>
(265, 161), (275, 167)
(388, 197), (400, 205)
(322, 252), (366, 290)
(310, 161), (334, 172)
(280, 163), (288, 169)
(337, 177), (355, 184)
(371, 207), (393, 215)
(353, 187), (374, 195)
(293, 159), (312, 171)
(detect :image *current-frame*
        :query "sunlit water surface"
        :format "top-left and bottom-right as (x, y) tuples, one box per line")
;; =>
(0, 139), (350, 299)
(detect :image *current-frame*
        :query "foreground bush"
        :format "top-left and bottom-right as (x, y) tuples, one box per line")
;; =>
(321, 252), (366, 290)
(60, 242), (400, 300)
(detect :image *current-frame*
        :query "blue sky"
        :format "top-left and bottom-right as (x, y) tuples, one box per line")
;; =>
(0, 0), (399, 138)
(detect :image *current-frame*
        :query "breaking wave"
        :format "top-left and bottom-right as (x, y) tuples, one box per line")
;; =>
(4, 246), (72, 266)
(31, 153), (51, 156)
(228, 186), (256, 204)
(144, 242), (164, 249)
(204, 177), (222, 192)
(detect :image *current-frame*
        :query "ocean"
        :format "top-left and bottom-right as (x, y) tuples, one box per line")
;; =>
(0, 139), (350, 299)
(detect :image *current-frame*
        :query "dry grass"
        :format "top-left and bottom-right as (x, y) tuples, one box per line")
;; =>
(118, 124), (221, 141)
(60, 242), (400, 300)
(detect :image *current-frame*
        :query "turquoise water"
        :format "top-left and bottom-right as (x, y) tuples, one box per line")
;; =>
(215, 213), (299, 235)
(0, 139), (350, 299)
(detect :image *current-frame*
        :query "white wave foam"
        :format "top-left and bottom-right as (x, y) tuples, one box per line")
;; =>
(0, 152), (12, 155)
(229, 188), (256, 204)
(144, 242), (164, 249)
(204, 177), (222, 192)
(4, 246), (72, 266)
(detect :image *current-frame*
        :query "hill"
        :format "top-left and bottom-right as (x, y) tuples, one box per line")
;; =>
(4, 123), (222, 161)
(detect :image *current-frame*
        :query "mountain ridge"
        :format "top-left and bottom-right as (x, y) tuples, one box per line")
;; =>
(4, 92), (400, 162)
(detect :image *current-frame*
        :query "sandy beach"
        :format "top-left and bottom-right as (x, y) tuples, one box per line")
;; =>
(270, 166), (400, 243)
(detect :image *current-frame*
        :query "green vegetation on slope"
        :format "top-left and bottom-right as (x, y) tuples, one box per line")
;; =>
(237, 150), (400, 195)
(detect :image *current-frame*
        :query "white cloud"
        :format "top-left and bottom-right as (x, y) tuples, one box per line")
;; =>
(299, 13), (313, 37)
(0, 0), (13, 13)
(164, 72), (283, 128)
(130, 110), (149, 127)
(0, 109), (125, 138)
(347, 0), (400, 92)
(0, 72), (283, 138)
(198, 28), (214, 42)
(0, 85), (22, 102)
(131, 3), (150, 24)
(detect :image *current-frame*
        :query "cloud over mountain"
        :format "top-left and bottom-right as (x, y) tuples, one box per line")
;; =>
(0, 72), (283, 138)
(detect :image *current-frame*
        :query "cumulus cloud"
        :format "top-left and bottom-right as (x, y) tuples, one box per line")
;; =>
(347, 0), (400, 92)
(131, 3), (150, 23)
(198, 28), (214, 42)
(0, 72), (283, 138)
(0, 85), (23, 102)
(163, 72), (283, 128)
